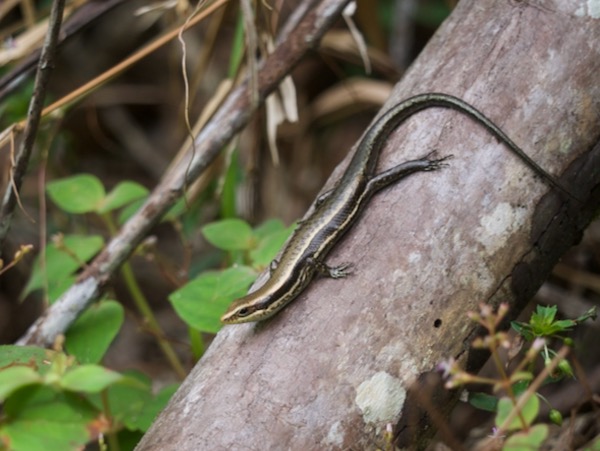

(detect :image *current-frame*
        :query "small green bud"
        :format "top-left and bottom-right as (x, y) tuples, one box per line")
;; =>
(549, 409), (563, 426)
(558, 359), (574, 378)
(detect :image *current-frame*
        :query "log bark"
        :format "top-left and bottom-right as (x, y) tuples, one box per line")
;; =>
(136, 1), (600, 449)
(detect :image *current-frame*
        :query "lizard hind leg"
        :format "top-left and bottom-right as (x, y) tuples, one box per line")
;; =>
(307, 257), (354, 279)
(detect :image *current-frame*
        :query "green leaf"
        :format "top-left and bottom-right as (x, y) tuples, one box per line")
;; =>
(4, 385), (93, 419)
(536, 304), (557, 322)
(509, 373), (533, 388)
(468, 392), (498, 412)
(511, 320), (534, 341)
(97, 181), (149, 213)
(46, 174), (105, 214)
(0, 420), (91, 451)
(47, 276), (78, 304)
(1, 385), (101, 451)
(552, 319), (575, 331)
(250, 222), (296, 267)
(202, 219), (254, 251)
(163, 197), (187, 222)
(60, 365), (123, 393)
(495, 395), (539, 431)
(0, 367), (42, 402)
(253, 219), (287, 239)
(117, 197), (146, 224)
(529, 305), (571, 336)
(86, 370), (152, 431)
(169, 266), (257, 333)
(513, 304), (592, 340)
(0, 345), (55, 375)
(65, 300), (124, 364)
(502, 423), (548, 451)
(22, 234), (104, 301)
(129, 383), (179, 431)
(511, 379), (531, 396)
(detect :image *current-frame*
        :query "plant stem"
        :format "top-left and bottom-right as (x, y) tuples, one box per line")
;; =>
(188, 326), (205, 362)
(119, 261), (187, 379)
(102, 214), (186, 379)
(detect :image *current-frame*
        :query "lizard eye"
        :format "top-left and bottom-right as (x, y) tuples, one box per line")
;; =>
(237, 307), (251, 317)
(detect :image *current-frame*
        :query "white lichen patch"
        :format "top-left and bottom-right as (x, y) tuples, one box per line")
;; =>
(476, 203), (527, 253)
(408, 251), (421, 264)
(355, 372), (406, 424)
(325, 420), (344, 447)
(576, 0), (600, 18)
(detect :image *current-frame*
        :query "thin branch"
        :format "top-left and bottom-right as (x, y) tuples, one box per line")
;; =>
(240, 0), (259, 106)
(0, 0), (66, 256)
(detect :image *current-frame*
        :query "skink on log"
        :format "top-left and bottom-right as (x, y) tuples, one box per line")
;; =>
(220, 92), (576, 324)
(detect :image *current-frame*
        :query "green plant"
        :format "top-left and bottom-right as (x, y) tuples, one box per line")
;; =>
(0, 174), (180, 450)
(439, 302), (596, 450)
(0, 342), (177, 451)
(169, 218), (296, 334)
(41, 173), (189, 378)
(2, 172), (294, 449)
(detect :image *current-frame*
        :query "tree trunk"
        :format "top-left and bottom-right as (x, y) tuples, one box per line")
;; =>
(136, 1), (600, 449)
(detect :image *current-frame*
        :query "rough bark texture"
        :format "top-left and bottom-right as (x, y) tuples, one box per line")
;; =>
(136, 1), (600, 449)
